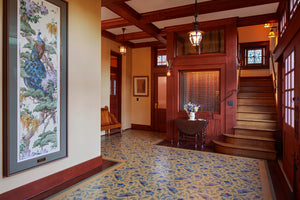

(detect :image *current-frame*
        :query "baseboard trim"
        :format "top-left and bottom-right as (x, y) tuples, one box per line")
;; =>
(131, 124), (152, 131)
(0, 156), (102, 200)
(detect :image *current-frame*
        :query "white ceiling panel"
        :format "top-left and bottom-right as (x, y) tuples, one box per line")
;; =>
(154, 3), (279, 29)
(101, 7), (120, 20)
(130, 38), (158, 44)
(126, 0), (211, 14)
(106, 26), (143, 35)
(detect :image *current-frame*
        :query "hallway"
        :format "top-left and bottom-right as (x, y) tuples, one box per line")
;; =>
(49, 130), (274, 199)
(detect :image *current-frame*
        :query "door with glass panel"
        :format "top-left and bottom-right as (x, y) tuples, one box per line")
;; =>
(282, 50), (299, 193)
(153, 74), (167, 132)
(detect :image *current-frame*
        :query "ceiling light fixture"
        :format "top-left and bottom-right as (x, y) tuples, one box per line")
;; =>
(120, 28), (126, 55)
(264, 23), (271, 28)
(189, 0), (202, 47)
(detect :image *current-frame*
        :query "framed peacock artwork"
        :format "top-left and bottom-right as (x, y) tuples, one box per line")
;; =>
(3, 0), (68, 175)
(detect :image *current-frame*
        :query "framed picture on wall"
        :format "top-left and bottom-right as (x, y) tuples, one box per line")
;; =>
(3, 0), (68, 176)
(133, 76), (149, 96)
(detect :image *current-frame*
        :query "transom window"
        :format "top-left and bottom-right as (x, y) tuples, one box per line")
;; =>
(157, 55), (167, 66)
(280, 11), (287, 37)
(290, 0), (300, 18)
(284, 51), (295, 128)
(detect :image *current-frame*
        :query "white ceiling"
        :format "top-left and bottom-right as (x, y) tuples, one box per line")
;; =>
(101, 0), (279, 44)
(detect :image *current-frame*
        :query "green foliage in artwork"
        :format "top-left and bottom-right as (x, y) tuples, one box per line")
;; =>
(45, 45), (57, 55)
(20, 108), (33, 117)
(33, 98), (57, 113)
(20, 52), (31, 59)
(23, 88), (44, 99)
(20, 20), (36, 36)
(32, 127), (57, 149)
(23, 43), (34, 50)
(19, 139), (26, 155)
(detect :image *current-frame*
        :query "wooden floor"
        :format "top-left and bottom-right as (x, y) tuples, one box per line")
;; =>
(157, 139), (294, 200)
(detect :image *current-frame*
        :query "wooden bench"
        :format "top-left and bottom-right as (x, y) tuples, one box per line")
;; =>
(101, 106), (122, 135)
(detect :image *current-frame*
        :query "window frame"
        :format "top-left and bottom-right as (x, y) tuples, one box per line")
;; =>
(283, 50), (295, 128)
(240, 41), (270, 69)
(179, 69), (221, 114)
(156, 49), (167, 67)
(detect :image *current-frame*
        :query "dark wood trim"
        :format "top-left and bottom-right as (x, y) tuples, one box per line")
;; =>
(274, 4), (300, 61)
(131, 124), (152, 131)
(237, 13), (279, 27)
(104, 2), (166, 45)
(116, 31), (151, 41)
(102, 30), (135, 48)
(102, 18), (132, 30)
(239, 41), (270, 69)
(141, 0), (279, 24)
(0, 156), (103, 200)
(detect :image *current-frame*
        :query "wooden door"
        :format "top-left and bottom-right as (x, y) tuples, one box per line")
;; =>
(153, 74), (167, 132)
(110, 53), (121, 123)
(282, 50), (298, 191)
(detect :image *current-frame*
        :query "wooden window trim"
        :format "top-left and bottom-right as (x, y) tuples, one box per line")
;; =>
(240, 41), (270, 69)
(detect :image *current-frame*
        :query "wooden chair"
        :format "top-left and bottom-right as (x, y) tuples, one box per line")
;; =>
(101, 106), (122, 135)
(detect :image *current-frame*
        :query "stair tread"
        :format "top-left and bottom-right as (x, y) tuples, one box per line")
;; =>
(223, 134), (276, 142)
(238, 97), (273, 99)
(236, 118), (277, 123)
(238, 104), (275, 106)
(213, 140), (276, 153)
(237, 111), (276, 114)
(234, 126), (278, 132)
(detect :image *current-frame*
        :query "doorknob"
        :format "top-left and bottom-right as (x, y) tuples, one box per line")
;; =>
(155, 103), (158, 109)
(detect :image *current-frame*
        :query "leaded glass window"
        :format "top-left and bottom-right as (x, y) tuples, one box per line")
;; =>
(247, 49), (263, 64)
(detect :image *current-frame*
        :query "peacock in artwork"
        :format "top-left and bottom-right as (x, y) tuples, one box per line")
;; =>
(23, 31), (46, 94)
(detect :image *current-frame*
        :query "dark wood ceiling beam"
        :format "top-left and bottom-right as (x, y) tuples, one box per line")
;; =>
(102, 30), (135, 48)
(133, 41), (166, 49)
(115, 31), (152, 41)
(102, 18), (132, 30)
(139, 0), (280, 23)
(237, 13), (279, 27)
(102, 0), (129, 7)
(104, 2), (166, 45)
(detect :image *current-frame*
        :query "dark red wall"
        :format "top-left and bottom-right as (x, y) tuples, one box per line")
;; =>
(165, 20), (238, 146)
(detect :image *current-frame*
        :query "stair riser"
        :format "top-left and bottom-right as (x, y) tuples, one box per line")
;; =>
(224, 137), (275, 150)
(238, 98), (275, 105)
(236, 121), (277, 129)
(238, 106), (276, 113)
(238, 93), (274, 98)
(234, 129), (275, 138)
(240, 81), (273, 87)
(239, 86), (273, 93)
(237, 112), (277, 120)
(214, 143), (276, 160)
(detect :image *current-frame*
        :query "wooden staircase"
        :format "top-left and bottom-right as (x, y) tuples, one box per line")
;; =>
(213, 76), (277, 160)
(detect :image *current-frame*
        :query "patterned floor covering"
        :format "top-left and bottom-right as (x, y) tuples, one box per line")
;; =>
(49, 130), (274, 200)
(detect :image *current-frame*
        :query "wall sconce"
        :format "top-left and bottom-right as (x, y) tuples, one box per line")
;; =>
(264, 23), (271, 28)
(268, 27), (276, 38)
(166, 59), (173, 77)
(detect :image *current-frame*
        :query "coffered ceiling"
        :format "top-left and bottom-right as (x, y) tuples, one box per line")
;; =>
(101, 0), (280, 48)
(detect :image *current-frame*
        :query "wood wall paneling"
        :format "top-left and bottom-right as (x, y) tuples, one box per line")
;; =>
(166, 20), (238, 145)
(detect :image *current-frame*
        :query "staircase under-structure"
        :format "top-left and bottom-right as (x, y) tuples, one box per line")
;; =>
(213, 76), (277, 160)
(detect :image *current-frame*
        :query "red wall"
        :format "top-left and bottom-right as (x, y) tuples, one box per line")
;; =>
(165, 21), (238, 146)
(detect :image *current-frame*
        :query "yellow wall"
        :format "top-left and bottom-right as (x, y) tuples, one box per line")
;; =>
(101, 37), (132, 130)
(0, 0), (102, 193)
(131, 47), (151, 126)
(238, 24), (272, 77)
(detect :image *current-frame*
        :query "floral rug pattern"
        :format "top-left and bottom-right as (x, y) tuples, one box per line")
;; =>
(49, 130), (273, 200)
